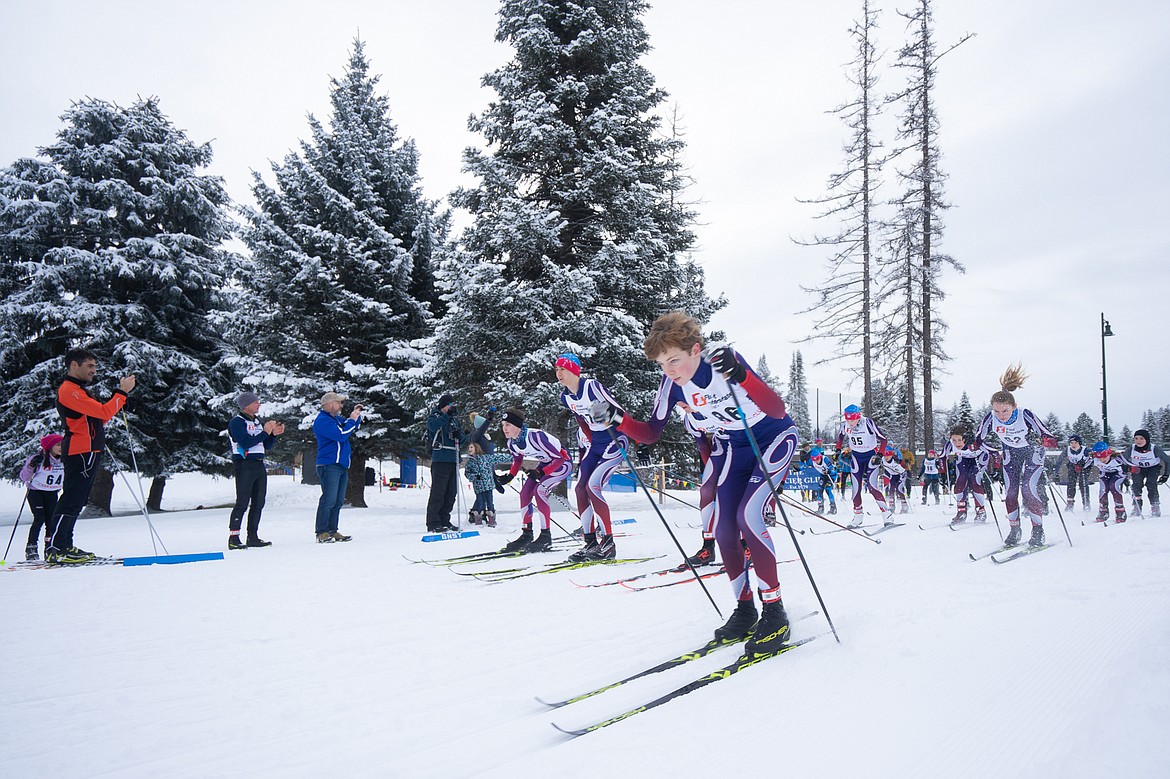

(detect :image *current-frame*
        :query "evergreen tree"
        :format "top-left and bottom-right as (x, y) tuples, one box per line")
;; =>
(1119, 424), (1133, 446)
(0, 97), (236, 511)
(797, 0), (886, 414)
(1158, 407), (1170, 445)
(884, 0), (971, 452)
(1141, 408), (1157, 440)
(786, 351), (811, 441)
(1071, 412), (1103, 444)
(954, 391), (976, 431)
(410, 0), (720, 457)
(1043, 412), (1063, 443)
(869, 377), (904, 444)
(237, 39), (443, 507)
(755, 354), (783, 395)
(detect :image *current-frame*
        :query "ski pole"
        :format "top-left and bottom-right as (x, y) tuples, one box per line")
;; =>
(724, 382), (840, 644)
(1045, 482), (1074, 547)
(120, 411), (168, 556)
(1, 492), (29, 565)
(983, 486), (1003, 541)
(611, 433), (723, 619)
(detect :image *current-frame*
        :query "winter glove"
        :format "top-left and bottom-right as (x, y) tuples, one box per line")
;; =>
(636, 444), (652, 468)
(496, 472), (515, 488)
(525, 463), (547, 480)
(587, 398), (623, 428)
(1041, 436), (1058, 449)
(1132, 465), (1141, 474)
(705, 346), (747, 384)
(1159, 475), (1168, 485)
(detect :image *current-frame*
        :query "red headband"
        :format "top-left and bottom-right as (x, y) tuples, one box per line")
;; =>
(555, 356), (581, 376)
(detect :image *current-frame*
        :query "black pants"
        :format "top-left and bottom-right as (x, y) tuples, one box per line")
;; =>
(229, 458), (268, 539)
(47, 451), (104, 551)
(27, 489), (58, 547)
(426, 461), (458, 530)
(1132, 466), (1161, 506)
(1065, 468), (1090, 505)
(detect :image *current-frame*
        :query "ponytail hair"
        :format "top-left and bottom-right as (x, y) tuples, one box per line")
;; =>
(991, 363), (1029, 407)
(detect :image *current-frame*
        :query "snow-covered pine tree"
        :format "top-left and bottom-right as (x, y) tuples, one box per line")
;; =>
(1158, 407), (1170, 446)
(786, 351), (812, 440)
(1120, 424), (1133, 447)
(755, 354), (783, 396)
(1071, 412), (1103, 445)
(884, 0), (971, 452)
(797, 0), (886, 415)
(0, 97), (236, 511)
(1140, 409), (1158, 441)
(411, 0), (720, 465)
(237, 39), (443, 507)
(1043, 412), (1063, 443)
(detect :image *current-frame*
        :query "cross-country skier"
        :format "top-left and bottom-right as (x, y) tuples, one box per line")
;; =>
(974, 364), (1058, 547)
(555, 353), (628, 562)
(835, 404), (890, 525)
(807, 446), (837, 515)
(46, 348), (136, 564)
(1090, 441), (1132, 522)
(496, 409), (572, 554)
(1053, 435), (1092, 511)
(919, 449), (943, 505)
(941, 427), (989, 524)
(879, 447), (910, 518)
(1129, 429), (1169, 517)
(18, 434), (65, 560)
(587, 311), (799, 658)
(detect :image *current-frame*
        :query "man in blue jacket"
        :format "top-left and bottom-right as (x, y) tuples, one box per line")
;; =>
(226, 390), (284, 549)
(313, 392), (362, 543)
(425, 394), (463, 532)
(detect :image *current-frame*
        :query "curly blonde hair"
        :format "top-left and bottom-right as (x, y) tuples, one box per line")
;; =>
(990, 363), (1029, 406)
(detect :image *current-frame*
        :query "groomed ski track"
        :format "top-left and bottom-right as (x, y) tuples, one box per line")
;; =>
(1, 473), (1167, 778)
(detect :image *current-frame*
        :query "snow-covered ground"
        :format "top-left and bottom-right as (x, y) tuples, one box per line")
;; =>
(2, 474), (1169, 778)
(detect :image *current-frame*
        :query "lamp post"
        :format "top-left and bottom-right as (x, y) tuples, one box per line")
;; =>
(1100, 313), (1114, 443)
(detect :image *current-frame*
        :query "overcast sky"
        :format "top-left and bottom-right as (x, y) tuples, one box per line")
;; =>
(2, 1), (1168, 436)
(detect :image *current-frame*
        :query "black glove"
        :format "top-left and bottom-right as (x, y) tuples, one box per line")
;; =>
(705, 346), (747, 384)
(525, 464), (547, 480)
(1159, 475), (1168, 485)
(636, 445), (652, 468)
(495, 472), (514, 489)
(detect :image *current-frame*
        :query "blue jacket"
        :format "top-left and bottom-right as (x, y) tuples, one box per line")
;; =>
(427, 408), (463, 464)
(314, 410), (361, 467)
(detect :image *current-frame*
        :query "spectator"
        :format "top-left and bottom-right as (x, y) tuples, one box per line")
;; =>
(313, 392), (362, 543)
(425, 394), (463, 532)
(226, 391), (284, 550)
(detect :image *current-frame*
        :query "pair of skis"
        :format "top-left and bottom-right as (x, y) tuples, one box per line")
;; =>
(969, 541), (1058, 564)
(468, 555), (665, 583)
(541, 611), (824, 735)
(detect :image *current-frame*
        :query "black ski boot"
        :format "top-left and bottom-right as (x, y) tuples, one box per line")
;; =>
(828, 503), (837, 515)
(567, 533), (598, 562)
(524, 528), (553, 553)
(246, 537), (273, 547)
(817, 501), (825, 514)
(587, 534), (616, 561)
(1114, 510), (1128, 524)
(1028, 525), (1045, 547)
(745, 600), (791, 656)
(685, 538), (717, 567)
(503, 527), (533, 553)
(25, 543), (39, 561)
(1004, 525), (1022, 547)
(713, 599), (758, 644)
(950, 509), (967, 525)
(1096, 508), (1109, 523)
(1133, 499), (1143, 518)
(228, 535), (248, 550)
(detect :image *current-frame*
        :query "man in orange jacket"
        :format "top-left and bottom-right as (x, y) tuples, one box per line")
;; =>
(45, 348), (136, 564)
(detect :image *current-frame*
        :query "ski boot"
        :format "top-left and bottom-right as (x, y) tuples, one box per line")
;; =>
(228, 535), (248, 550)
(899, 502), (910, 515)
(524, 528), (553, 553)
(1133, 499), (1143, 518)
(485, 510), (497, 528)
(1095, 508), (1109, 523)
(848, 511), (865, 528)
(1114, 509), (1128, 524)
(974, 508), (987, 523)
(684, 538), (717, 568)
(817, 501), (825, 515)
(1004, 525), (1022, 547)
(745, 599), (790, 656)
(567, 532), (598, 562)
(503, 527), (533, 553)
(247, 536), (273, 547)
(713, 599), (758, 644)
(25, 543), (39, 561)
(1028, 525), (1045, 547)
(950, 507), (967, 525)
(587, 534), (616, 561)
(1152, 502), (1162, 518)
(1065, 499), (1075, 511)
